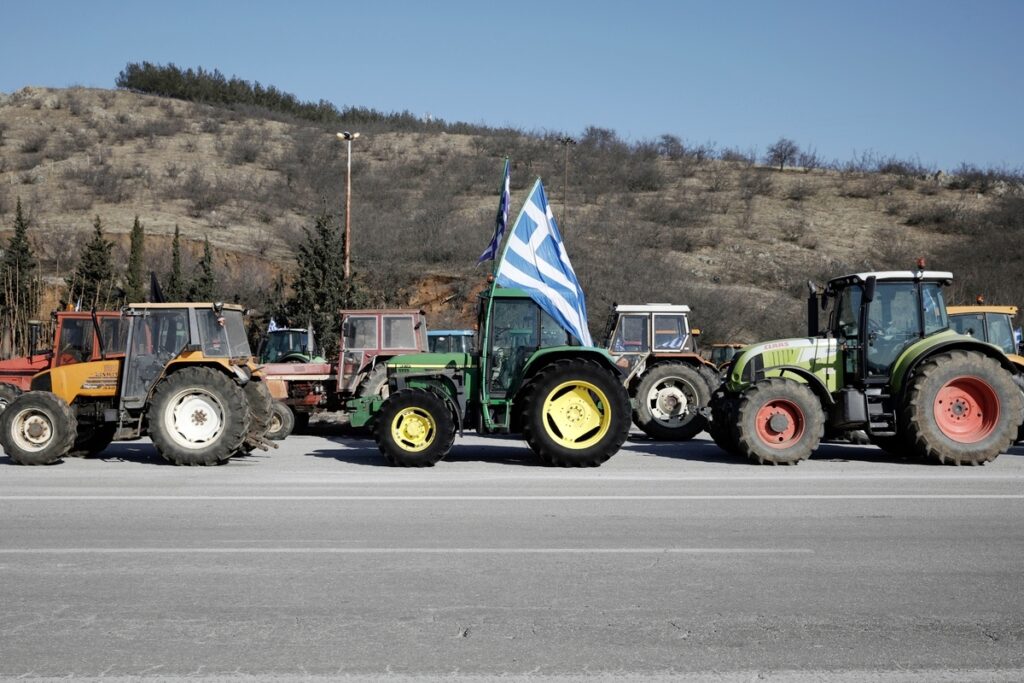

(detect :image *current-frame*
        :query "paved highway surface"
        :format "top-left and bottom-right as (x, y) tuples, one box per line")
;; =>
(1, 428), (1022, 681)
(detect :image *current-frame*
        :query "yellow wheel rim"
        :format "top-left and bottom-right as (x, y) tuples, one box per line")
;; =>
(390, 407), (436, 452)
(541, 380), (612, 450)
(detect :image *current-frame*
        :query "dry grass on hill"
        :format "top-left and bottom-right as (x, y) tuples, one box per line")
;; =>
(0, 86), (1018, 342)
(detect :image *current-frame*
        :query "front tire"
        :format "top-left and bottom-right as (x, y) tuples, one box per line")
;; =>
(375, 389), (456, 467)
(148, 367), (249, 466)
(632, 362), (710, 441)
(734, 378), (825, 465)
(0, 391), (77, 465)
(520, 359), (630, 467)
(266, 400), (295, 440)
(904, 350), (1019, 465)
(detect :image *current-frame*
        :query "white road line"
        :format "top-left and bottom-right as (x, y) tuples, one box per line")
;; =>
(0, 547), (814, 555)
(0, 494), (1021, 501)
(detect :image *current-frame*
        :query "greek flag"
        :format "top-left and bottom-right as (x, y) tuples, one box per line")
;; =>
(477, 158), (511, 263)
(494, 178), (592, 346)
(267, 318), (280, 333)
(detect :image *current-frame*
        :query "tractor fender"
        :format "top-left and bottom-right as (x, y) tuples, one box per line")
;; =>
(891, 337), (1018, 397)
(391, 372), (466, 436)
(762, 364), (835, 406)
(520, 347), (623, 385)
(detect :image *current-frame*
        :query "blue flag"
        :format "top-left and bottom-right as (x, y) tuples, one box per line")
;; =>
(477, 158), (511, 263)
(494, 178), (592, 346)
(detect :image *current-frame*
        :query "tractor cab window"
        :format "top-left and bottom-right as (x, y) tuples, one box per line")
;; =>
(261, 330), (308, 362)
(653, 314), (687, 351)
(344, 316), (378, 351)
(489, 299), (541, 394)
(866, 283), (920, 375)
(197, 309), (250, 359)
(383, 315), (416, 350)
(610, 315), (649, 353)
(98, 316), (129, 356)
(56, 318), (93, 365)
(986, 313), (1016, 355)
(832, 286), (862, 341)
(921, 284), (948, 336)
(123, 309), (189, 405)
(950, 314), (983, 339)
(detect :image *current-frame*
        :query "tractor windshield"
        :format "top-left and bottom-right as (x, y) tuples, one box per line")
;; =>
(198, 309), (251, 359)
(986, 314), (1017, 355)
(609, 315), (649, 353)
(865, 282), (947, 376)
(488, 299), (570, 394)
(260, 330), (309, 362)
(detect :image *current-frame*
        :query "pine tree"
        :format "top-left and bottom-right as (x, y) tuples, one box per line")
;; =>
(2, 198), (40, 354)
(125, 215), (146, 303)
(287, 211), (367, 358)
(188, 236), (215, 301)
(68, 216), (114, 309)
(166, 224), (184, 301)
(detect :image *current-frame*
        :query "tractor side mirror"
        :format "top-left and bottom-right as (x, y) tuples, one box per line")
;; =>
(806, 281), (819, 337)
(864, 276), (877, 303)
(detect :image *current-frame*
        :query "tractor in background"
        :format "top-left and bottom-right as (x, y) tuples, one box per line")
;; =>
(260, 309), (429, 439)
(706, 342), (747, 370)
(604, 304), (720, 440)
(0, 303), (273, 465)
(709, 264), (1021, 465)
(0, 311), (126, 411)
(428, 329), (475, 354)
(257, 326), (326, 364)
(347, 287), (631, 467)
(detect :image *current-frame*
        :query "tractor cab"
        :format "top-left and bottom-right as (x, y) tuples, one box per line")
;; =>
(258, 328), (324, 364)
(484, 292), (576, 397)
(948, 305), (1020, 358)
(339, 310), (427, 394)
(605, 304), (698, 379)
(120, 303), (254, 410)
(815, 269), (952, 382)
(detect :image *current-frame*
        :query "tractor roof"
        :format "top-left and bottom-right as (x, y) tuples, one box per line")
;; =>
(127, 303), (246, 311)
(947, 305), (1019, 316)
(827, 271), (953, 288)
(614, 304), (691, 314)
(711, 342), (746, 348)
(429, 330), (474, 336)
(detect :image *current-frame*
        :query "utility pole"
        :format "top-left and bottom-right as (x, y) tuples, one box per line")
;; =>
(558, 136), (576, 234)
(336, 131), (360, 279)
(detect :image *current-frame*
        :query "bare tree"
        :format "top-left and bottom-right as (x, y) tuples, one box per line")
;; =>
(766, 137), (800, 171)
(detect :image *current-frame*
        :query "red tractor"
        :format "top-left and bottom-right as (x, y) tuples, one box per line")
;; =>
(0, 311), (127, 411)
(261, 309), (428, 438)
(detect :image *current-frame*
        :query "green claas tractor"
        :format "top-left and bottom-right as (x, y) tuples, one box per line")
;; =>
(347, 287), (631, 467)
(708, 264), (1022, 465)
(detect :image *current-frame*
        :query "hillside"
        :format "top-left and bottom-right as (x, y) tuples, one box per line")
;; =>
(0, 85), (1020, 344)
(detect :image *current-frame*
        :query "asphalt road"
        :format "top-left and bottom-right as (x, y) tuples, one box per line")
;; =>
(1, 428), (1023, 682)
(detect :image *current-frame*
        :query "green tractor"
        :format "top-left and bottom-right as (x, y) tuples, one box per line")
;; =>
(708, 265), (1022, 465)
(348, 287), (631, 467)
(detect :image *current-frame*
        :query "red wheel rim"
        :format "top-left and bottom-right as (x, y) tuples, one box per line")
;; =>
(933, 376), (999, 443)
(755, 399), (805, 449)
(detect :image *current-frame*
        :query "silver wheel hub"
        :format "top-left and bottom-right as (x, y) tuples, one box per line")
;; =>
(647, 379), (692, 426)
(165, 390), (225, 449)
(12, 410), (54, 451)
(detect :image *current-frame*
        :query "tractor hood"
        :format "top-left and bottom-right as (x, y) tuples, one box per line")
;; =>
(386, 352), (475, 374)
(727, 337), (840, 391)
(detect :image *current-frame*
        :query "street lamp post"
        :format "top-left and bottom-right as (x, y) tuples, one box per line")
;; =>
(558, 136), (576, 234)
(336, 131), (360, 279)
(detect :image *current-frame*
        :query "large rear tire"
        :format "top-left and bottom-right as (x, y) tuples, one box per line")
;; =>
(0, 382), (24, 414)
(521, 359), (630, 467)
(242, 380), (273, 450)
(708, 390), (742, 457)
(697, 363), (721, 396)
(632, 362), (710, 441)
(266, 400), (295, 440)
(375, 389), (455, 467)
(904, 350), (1019, 465)
(734, 378), (825, 465)
(148, 367), (249, 466)
(0, 391), (77, 465)
(358, 364), (390, 400)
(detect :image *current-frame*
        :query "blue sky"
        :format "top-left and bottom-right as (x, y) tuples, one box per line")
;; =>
(2, 0), (1021, 170)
